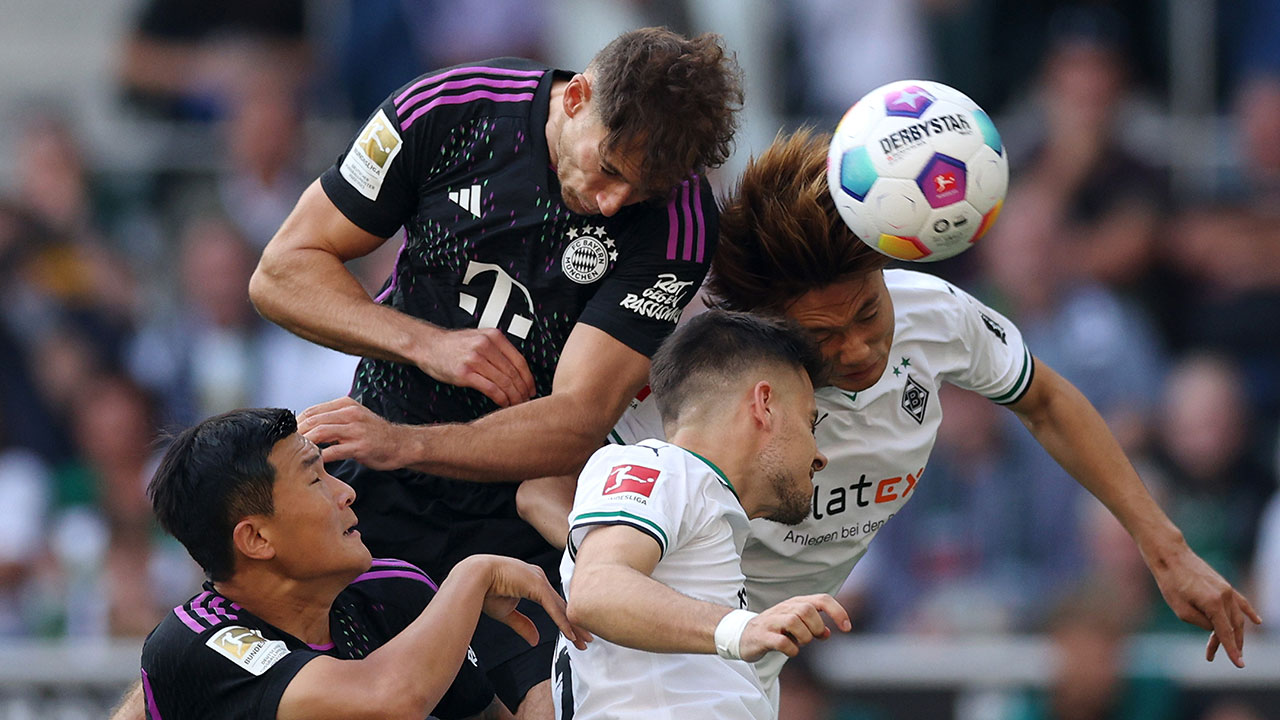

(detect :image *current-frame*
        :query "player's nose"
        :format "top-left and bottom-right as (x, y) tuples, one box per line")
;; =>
(333, 477), (357, 508)
(836, 332), (873, 366)
(812, 450), (828, 473)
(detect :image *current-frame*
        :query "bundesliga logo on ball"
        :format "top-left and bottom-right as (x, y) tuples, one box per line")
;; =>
(827, 80), (1008, 262)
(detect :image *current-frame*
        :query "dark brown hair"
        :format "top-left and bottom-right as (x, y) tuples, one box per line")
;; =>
(708, 127), (891, 313)
(650, 310), (826, 426)
(587, 27), (744, 195)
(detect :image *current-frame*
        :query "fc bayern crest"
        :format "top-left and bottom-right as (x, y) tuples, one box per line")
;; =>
(901, 375), (929, 424)
(562, 226), (614, 284)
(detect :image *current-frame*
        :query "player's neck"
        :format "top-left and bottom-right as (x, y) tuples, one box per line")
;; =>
(545, 78), (568, 168)
(213, 570), (343, 647)
(667, 427), (754, 509)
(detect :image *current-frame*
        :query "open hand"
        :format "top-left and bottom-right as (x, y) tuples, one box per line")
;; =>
(1149, 543), (1261, 668)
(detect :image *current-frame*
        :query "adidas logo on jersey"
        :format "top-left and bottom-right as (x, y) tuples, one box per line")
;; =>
(449, 184), (483, 218)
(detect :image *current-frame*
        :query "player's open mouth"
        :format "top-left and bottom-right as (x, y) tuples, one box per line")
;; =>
(343, 525), (359, 537)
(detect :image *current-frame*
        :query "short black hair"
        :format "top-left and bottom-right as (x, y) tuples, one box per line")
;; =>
(649, 310), (826, 426)
(148, 408), (295, 581)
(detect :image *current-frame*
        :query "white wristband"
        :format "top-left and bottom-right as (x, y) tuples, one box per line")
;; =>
(714, 609), (758, 660)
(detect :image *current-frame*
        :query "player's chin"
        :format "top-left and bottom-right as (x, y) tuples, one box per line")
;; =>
(561, 191), (596, 216)
(831, 362), (887, 391)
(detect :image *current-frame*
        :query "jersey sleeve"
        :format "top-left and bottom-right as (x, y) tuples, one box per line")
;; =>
(576, 176), (719, 357)
(141, 617), (317, 720)
(567, 444), (695, 560)
(937, 281), (1034, 405)
(319, 60), (547, 238)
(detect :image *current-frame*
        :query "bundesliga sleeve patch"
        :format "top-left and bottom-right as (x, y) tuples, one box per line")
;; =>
(602, 464), (660, 497)
(340, 108), (404, 201)
(206, 626), (291, 676)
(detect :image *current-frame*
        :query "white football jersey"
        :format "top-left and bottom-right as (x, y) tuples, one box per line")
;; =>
(608, 269), (1032, 698)
(553, 439), (771, 720)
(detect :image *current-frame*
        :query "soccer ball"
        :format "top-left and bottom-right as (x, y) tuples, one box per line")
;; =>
(827, 80), (1008, 262)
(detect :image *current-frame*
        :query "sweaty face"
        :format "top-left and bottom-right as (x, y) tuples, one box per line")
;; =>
(759, 368), (827, 525)
(263, 433), (371, 580)
(784, 273), (895, 392)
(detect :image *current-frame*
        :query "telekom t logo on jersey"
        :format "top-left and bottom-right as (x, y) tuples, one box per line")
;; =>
(603, 464), (661, 497)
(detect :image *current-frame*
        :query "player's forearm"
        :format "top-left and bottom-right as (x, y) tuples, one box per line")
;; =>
(402, 394), (608, 481)
(250, 247), (439, 365)
(1014, 362), (1184, 554)
(516, 476), (576, 549)
(567, 563), (729, 654)
(321, 560), (493, 718)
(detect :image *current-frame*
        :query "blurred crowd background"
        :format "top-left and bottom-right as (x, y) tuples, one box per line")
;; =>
(1, 0), (1279, 718)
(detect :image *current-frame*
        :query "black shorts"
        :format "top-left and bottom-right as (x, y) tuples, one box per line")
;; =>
(332, 459), (562, 709)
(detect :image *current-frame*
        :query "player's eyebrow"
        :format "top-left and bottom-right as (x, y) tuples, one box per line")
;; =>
(301, 439), (323, 468)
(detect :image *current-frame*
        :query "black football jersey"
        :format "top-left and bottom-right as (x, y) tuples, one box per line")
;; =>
(319, 58), (718, 427)
(140, 559), (492, 719)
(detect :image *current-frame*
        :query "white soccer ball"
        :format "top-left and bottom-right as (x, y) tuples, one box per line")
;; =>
(827, 80), (1008, 262)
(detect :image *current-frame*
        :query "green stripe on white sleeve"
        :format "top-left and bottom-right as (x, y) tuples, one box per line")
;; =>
(989, 345), (1034, 405)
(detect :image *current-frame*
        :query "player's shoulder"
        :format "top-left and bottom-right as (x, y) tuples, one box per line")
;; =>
(348, 558), (439, 594)
(884, 268), (961, 301)
(389, 57), (552, 130)
(144, 589), (261, 670)
(607, 172), (718, 258)
(885, 268), (986, 330)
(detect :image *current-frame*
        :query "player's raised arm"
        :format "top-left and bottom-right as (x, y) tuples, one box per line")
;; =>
(1008, 356), (1262, 666)
(277, 554), (587, 720)
(250, 181), (536, 408)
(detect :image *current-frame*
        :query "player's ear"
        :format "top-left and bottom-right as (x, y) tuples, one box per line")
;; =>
(564, 74), (592, 117)
(748, 380), (775, 431)
(232, 517), (276, 562)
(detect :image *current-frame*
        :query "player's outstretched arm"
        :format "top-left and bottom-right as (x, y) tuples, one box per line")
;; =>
(299, 323), (649, 482)
(276, 555), (588, 720)
(568, 525), (850, 660)
(516, 475), (578, 549)
(251, 181), (536, 408)
(1009, 356), (1262, 667)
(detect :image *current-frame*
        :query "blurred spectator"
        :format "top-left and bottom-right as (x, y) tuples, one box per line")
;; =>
(1253, 469), (1280, 634)
(1002, 588), (1181, 720)
(995, 5), (1164, 295)
(6, 115), (138, 363)
(979, 179), (1166, 597)
(1144, 353), (1271, 632)
(1077, 494), (1161, 631)
(334, 0), (549, 119)
(1166, 77), (1280, 427)
(216, 70), (309, 248)
(42, 373), (200, 638)
(1195, 698), (1268, 720)
(118, 0), (310, 122)
(128, 215), (355, 425)
(0, 414), (52, 636)
(781, 0), (933, 124)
